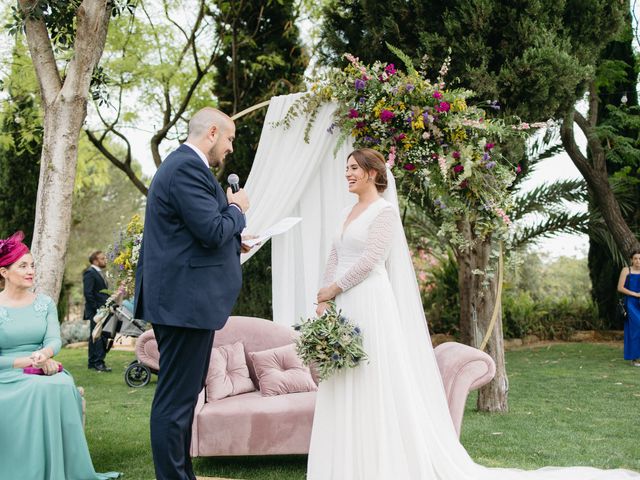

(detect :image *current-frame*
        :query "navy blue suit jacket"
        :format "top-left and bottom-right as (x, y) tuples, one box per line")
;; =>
(133, 144), (246, 330)
(83, 267), (109, 320)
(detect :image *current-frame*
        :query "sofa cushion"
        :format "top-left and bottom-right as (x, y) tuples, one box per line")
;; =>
(195, 390), (316, 456)
(206, 341), (256, 401)
(249, 344), (317, 396)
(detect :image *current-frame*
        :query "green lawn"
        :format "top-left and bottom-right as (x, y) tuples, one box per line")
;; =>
(58, 342), (640, 480)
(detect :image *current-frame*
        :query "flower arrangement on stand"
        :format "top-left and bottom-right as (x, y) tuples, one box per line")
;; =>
(294, 302), (368, 381)
(92, 214), (143, 334)
(108, 213), (144, 298)
(279, 46), (545, 246)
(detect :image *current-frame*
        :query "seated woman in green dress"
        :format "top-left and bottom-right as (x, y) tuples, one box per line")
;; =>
(0, 231), (120, 480)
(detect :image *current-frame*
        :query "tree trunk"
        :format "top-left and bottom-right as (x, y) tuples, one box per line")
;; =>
(560, 88), (640, 258)
(19, 0), (112, 301)
(456, 220), (509, 412)
(31, 101), (87, 298)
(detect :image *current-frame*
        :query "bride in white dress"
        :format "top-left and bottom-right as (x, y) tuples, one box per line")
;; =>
(307, 148), (639, 480)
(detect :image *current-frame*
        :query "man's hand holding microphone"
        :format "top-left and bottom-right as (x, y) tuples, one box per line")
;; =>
(226, 173), (258, 253)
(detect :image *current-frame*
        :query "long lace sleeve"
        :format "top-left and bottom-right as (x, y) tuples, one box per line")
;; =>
(322, 244), (339, 287)
(336, 207), (396, 292)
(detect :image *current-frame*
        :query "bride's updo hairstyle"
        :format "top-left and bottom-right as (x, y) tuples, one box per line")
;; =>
(348, 148), (388, 193)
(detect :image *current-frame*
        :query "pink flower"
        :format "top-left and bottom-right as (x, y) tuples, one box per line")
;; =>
(453, 165), (464, 174)
(432, 91), (443, 99)
(452, 151), (461, 159)
(435, 102), (450, 113)
(485, 142), (495, 151)
(394, 133), (406, 142)
(385, 63), (397, 75)
(516, 164), (522, 174)
(387, 146), (397, 167)
(404, 163), (416, 171)
(419, 272), (427, 282)
(355, 121), (366, 129)
(379, 109), (395, 122)
(348, 108), (359, 119)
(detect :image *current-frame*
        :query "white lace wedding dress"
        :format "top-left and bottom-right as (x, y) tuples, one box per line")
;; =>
(307, 196), (639, 480)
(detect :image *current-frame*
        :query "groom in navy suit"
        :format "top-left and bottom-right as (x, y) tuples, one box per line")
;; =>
(134, 108), (251, 480)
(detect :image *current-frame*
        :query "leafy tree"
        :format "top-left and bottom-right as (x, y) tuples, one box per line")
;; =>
(0, 37), (41, 244)
(9, 0), (131, 301)
(210, 0), (308, 319)
(586, 12), (640, 329)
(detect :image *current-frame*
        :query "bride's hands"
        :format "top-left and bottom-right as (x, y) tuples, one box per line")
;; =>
(316, 302), (329, 316)
(317, 283), (342, 304)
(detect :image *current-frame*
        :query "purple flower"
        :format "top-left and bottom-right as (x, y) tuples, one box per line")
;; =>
(385, 63), (397, 75)
(358, 97), (366, 104)
(406, 83), (415, 92)
(404, 163), (416, 171)
(353, 327), (361, 336)
(348, 108), (359, 119)
(482, 152), (490, 161)
(485, 161), (496, 169)
(379, 109), (395, 122)
(453, 165), (464, 174)
(331, 353), (342, 361)
(355, 78), (366, 91)
(452, 151), (461, 159)
(355, 121), (366, 129)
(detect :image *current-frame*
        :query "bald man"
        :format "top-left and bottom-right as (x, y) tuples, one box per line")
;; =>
(134, 108), (252, 480)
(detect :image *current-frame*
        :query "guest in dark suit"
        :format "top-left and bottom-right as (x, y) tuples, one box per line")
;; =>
(83, 250), (111, 372)
(134, 107), (252, 480)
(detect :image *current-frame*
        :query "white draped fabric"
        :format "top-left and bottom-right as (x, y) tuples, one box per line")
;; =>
(242, 93), (355, 326)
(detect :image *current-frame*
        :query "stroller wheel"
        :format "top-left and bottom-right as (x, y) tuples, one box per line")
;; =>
(125, 362), (151, 388)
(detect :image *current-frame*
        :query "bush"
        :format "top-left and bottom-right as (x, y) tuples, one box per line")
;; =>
(421, 250), (602, 340)
(60, 320), (89, 346)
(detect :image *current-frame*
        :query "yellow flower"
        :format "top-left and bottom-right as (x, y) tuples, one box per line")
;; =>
(451, 98), (467, 112)
(411, 115), (425, 130)
(448, 127), (467, 143)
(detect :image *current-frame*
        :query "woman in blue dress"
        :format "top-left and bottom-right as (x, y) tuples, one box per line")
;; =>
(0, 231), (120, 480)
(617, 250), (640, 366)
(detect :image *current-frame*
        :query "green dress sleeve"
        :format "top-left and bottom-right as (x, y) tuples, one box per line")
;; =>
(41, 297), (62, 355)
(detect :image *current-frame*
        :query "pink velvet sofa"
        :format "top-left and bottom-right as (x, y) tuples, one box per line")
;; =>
(135, 316), (495, 457)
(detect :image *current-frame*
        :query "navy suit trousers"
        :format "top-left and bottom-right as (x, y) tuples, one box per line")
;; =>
(150, 324), (215, 480)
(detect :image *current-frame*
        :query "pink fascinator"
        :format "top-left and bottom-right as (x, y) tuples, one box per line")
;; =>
(0, 231), (30, 268)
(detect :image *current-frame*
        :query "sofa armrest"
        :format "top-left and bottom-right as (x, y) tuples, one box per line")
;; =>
(434, 342), (496, 437)
(190, 388), (206, 457)
(135, 329), (159, 371)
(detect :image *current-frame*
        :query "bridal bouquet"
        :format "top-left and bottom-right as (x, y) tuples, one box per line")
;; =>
(294, 302), (368, 381)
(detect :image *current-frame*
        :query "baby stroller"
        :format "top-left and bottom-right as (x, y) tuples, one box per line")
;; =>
(95, 301), (153, 387)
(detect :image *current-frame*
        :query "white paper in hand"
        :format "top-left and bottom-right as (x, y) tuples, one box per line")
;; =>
(243, 217), (302, 247)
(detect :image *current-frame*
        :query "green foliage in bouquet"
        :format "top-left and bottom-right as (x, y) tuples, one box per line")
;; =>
(279, 46), (544, 244)
(294, 302), (368, 381)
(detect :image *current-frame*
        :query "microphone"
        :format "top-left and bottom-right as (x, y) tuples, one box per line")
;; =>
(227, 173), (240, 193)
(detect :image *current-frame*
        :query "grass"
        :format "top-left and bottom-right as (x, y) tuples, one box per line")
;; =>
(57, 342), (640, 480)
